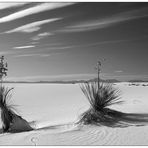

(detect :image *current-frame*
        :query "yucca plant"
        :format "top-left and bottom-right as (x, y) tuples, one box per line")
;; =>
(78, 81), (124, 126)
(0, 86), (33, 133)
(77, 60), (124, 126)
(0, 86), (16, 132)
(0, 56), (33, 133)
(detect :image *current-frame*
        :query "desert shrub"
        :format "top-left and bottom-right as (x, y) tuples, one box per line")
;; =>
(0, 86), (33, 133)
(0, 86), (16, 132)
(78, 81), (123, 125)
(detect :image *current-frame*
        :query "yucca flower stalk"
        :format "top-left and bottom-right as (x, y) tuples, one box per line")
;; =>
(77, 60), (124, 126)
(0, 56), (33, 133)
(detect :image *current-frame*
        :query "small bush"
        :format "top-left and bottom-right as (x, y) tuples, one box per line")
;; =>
(78, 81), (123, 125)
(0, 86), (33, 133)
(0, 86), (16, 132)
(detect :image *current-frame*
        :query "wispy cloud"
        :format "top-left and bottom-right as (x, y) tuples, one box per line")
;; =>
(32, 32), (53, 40)
(6, 73), (96, 81)
(58, 7), (148, 32)
(115, 70), (123, 73)
(5, 18), (61, 33)
(37, 38), (136, 50)
(0, 2), (74, 23)
(14, 53), (50, 58)
(31, 41), (38, 45)
(0, 3), (28, 10)
(103, 74), (148, 81)
(13, 45), (35, 49)
(0, 51), (11, 55)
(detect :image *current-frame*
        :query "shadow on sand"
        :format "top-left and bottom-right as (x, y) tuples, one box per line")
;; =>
(1, 111), (148, 134)
(77, 109), (148, 128)
(0, 121), (35, 134)
(31, 110), (148, 132)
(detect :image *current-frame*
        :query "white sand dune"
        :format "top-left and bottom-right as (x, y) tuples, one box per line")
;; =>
(0, 82), (148, 145)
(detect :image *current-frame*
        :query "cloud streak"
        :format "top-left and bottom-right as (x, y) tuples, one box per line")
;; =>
(59, 7), (148, 32)
(14, 53), (50, 57)
(6, 73), (96, 81)
(37, 38), (137, 51)
(0, 51), (11, 55)
(5, 18), (61, 33)
(114, 70), (123, 73)
(32, 32), (54, 40)
(13, 45), (35, 49)
(0, 3), (28, 10)
(0, 2), (74, 23)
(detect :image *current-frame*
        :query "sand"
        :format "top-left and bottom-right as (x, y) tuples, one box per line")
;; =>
(0, 82), (148, 145)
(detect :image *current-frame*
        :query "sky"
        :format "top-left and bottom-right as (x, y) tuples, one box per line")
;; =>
(0, 2), (148, 81)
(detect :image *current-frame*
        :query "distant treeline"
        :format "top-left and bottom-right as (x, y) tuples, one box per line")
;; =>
(3, 78), (148, 84)
(2, 78), (121, 84)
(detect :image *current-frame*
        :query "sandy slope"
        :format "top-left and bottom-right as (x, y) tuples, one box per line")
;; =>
(0, 82), (148, 145)
(1, 123), (148, 145)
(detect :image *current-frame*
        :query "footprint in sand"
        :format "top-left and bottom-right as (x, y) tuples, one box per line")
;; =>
(133, 100), (141, 104)
(31, 137), (38, 146)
